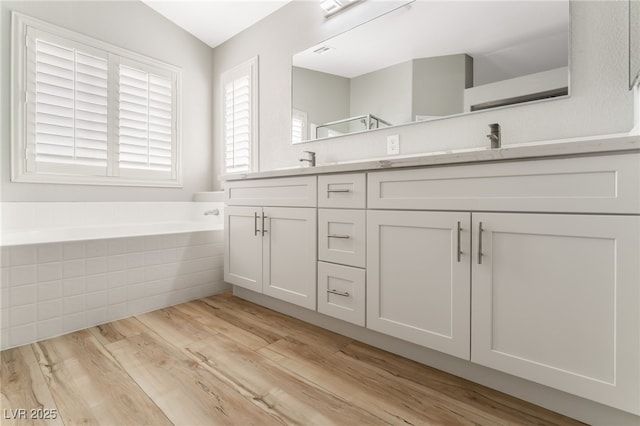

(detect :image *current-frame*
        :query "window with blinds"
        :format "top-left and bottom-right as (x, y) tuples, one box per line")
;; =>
(118, 65), (173, 173)
(12, 13), (181, 186)
(291, 109), (307, 144)
(222, 57), (258, 174)
(34, 39), (108, 169)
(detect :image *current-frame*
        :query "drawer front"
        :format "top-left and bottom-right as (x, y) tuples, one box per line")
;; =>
(226, 176), (317, 207)
(318, 173), (366, 209)
(317, 261), (365, 326)
(368, 153), (640, 214)
(318, 209), (366, 268)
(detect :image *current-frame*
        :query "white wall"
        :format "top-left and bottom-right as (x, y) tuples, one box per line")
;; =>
(212, 1), (634, 189)
(350, 60), (412, 126)
(292, 66), (350, 136)
(0, 0), (214, 201)
(412, 54), (472, 118)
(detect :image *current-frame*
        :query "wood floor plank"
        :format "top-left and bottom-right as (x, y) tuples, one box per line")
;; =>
(185, 333), (390, 425)
(105, 330), (284, 425)
(259, 336), (486, 425)
(88, 316), (149, 346)
(0, 345), (62, 426)
(173, 299), (274, 350)
(32, 330), (172, 425)
(188, 298), (287, 343)
(201, 294), (353, 354)
(135, 305), (219, 348)
(339, 342), (584, 426)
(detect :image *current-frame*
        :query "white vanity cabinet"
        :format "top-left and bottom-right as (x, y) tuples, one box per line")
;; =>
(225, 177), (318, 310)
(366, 153), (640, 414)
(366, 210), (471, 360)
(471, 213), (640, 413)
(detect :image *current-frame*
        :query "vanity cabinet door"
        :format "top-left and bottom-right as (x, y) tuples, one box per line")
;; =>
(367, 210), (471, 360)
(224, 206), (263, 293)
(471, 213), (640, 415)
(262, 207), (317, 310)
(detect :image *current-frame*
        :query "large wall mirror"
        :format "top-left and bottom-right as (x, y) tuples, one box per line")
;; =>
(291, 0), (570, 143)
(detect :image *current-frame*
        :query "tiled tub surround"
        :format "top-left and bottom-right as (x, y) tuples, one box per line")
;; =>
(0, 200), (228, 350)
(0, 231), (227, 350)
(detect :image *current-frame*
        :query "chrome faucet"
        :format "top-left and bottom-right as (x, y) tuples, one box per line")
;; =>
(300, 151), (316, 167)
(487, 123), (501, 149)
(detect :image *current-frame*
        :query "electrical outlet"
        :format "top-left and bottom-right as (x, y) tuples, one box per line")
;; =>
(387, 134), (400, 155)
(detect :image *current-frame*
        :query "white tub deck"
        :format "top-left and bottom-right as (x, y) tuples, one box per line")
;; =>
(1, 201), (224, 247)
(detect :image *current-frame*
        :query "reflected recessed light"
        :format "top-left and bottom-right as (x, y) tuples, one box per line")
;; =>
(320, 0), (341, 14)
(313, 46), (335, 55)
(320, 0), (363, 17)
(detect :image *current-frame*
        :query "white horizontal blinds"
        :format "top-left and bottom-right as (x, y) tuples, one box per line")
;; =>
(224, 69), (251, 173)
(118, 65), (173, 172)
(34, 38), (108, 168)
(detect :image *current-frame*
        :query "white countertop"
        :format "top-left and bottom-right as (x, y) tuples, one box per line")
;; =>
(224, 134), (640, 181)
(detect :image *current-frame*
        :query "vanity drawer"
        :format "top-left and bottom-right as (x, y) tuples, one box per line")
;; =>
(225, 176), (317, 207)
(318, 209), (366, 268)
(318, 173), (366, 209)
(368, 153), (640, 214)
(317, 261), (365, 327)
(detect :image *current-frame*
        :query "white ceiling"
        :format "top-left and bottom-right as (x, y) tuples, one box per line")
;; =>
(141, 0), (293, 48)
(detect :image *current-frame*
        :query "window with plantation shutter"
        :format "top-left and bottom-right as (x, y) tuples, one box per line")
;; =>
(12, 13), (182, 186)
(34, 39), (108, 171)
(291, 109), (307, 144)
(222, 57), (258, 174)
(118, 63), (174, 176)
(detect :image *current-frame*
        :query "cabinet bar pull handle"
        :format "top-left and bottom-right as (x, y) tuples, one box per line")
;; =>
(261, 212), (268, 236)
(457, 221), (462, 263)
(478, 221), (483, 265)
(327, 289), (350, 297)
(328, 234), (350, 239)
(327, 189), (351, 193)
(254, 212), (259, 236)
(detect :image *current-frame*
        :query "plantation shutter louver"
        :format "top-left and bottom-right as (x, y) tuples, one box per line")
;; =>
(223, 57), (257, 174)
(34, 38), (108, 170)
(225, 75), (250, 173)
(118, 64), (173, 173)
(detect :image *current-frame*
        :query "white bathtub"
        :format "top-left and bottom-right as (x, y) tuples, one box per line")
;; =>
(1, 201), (224, 247)
(0, 199), (228, 350)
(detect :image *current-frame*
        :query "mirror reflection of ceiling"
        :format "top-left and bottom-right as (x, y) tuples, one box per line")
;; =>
(294, 1), (569, 86)
(292, 0), (569, 143)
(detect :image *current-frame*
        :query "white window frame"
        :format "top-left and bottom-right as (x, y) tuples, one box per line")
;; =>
(11, 12), (182, 187)
(222, 56), (259, 174)
(291, 108), (308, 144)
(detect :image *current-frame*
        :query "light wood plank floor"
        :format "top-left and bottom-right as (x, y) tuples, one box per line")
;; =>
(1, 292), (584, 425)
